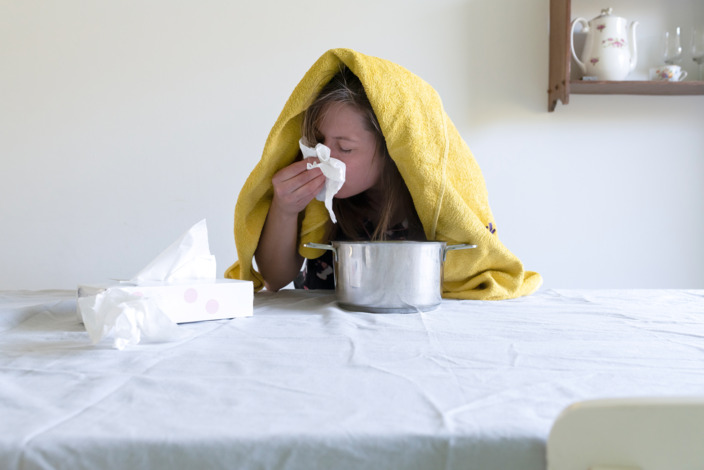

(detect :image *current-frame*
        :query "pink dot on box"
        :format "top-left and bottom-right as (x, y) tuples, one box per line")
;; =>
(184, 288), (198, 303)
(206, 299), (219, 314)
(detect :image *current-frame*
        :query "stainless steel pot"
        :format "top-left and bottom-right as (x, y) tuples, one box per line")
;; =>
(304, 241), (477, 313)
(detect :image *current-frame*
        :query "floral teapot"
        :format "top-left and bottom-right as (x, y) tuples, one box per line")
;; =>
(570, 8), (638, 80)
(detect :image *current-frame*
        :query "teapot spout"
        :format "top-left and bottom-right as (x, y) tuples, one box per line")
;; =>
(628, 21), (639, 71)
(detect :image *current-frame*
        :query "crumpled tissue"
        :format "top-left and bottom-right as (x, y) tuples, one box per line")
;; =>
(78, 288), (181, 351)
(77, 219), (253, 350)
(300, 138), (346, 223)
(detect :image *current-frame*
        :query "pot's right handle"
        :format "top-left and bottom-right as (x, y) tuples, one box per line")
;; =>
(443, 243), (477, 261)
(303, 243), (338, 262)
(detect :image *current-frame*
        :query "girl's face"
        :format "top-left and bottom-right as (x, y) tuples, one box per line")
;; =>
(315, 102), (383, 199)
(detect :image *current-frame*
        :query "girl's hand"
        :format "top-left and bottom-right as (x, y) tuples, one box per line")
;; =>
(270, 160), (325, 217)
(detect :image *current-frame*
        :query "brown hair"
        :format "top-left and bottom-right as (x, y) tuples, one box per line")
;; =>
(301, 65), (424, 241)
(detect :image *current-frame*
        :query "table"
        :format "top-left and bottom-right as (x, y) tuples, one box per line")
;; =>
(1, 288), (703, 470)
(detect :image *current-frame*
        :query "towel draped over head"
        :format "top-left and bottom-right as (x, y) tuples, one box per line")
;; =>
(225, 48), (542, 300)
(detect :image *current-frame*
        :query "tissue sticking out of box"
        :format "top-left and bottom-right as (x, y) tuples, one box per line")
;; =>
(77, 219), (253, 350)
(132, 218), (216, 282)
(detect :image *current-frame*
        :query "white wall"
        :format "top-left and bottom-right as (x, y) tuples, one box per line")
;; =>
(1, 0), (703, 290)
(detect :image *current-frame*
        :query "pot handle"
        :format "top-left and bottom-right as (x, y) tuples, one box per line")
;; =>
(443, 243), (477, 261)
(303, 242), (338, 262)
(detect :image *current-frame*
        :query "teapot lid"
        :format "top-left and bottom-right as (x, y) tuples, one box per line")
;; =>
(597, 7), (613, 17)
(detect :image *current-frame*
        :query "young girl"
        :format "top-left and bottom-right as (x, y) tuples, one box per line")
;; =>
(226, 48), (541, 300)
(254, 66), (425, 291)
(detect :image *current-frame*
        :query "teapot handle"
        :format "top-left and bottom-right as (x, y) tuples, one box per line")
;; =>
(570, 17), (589, 74)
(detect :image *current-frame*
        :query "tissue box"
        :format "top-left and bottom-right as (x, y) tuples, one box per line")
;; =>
(77, 279), (253, 324)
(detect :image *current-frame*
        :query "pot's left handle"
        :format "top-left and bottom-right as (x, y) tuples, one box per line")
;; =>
(303, 243), (337, 262)
(443, 244), (477, 261)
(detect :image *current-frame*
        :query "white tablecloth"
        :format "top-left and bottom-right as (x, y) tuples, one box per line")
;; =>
(1, 288), (703, 470)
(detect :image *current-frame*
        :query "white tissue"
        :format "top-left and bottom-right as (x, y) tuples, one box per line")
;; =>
(78, 288), (181, 350)
(79, 219), (217, 350)
(132, 219), (216, 282)
(300, 138), (346, 224)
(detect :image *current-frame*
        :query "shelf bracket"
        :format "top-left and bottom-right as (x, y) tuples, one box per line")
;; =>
(548, 0), (571, 111)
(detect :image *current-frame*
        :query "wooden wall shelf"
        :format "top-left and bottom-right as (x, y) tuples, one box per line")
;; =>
(548, 0), (704, 111)
(571, 80), (704, 95)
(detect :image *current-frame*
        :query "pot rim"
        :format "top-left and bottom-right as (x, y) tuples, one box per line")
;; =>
(330, 240), (445, 245)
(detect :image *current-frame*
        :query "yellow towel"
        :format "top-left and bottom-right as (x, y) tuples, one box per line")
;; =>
(225, 48), (542, 300)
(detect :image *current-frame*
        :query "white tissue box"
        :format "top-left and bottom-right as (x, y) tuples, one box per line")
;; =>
(77, 279), (253, 324)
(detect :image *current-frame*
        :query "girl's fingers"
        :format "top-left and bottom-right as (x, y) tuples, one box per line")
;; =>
(273, 161), (319, 188)
(275, 167), (322, 197)
(292, 172), (325, 202)
(272, 164), (326, 213)
(274, 160), (317, 181)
